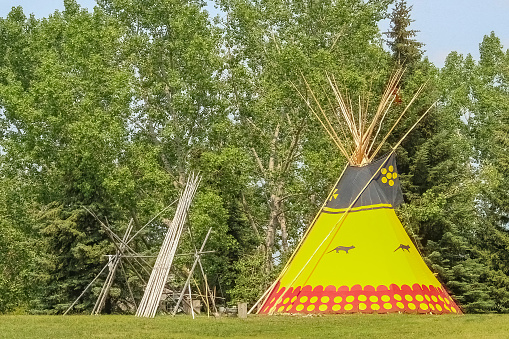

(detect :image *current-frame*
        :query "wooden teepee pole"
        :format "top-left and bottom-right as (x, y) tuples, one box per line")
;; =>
(172, 227), (212, 316)
(63, 262), (110, 316)
(92, 219), (135, 315)
(136, 174), (201, 318)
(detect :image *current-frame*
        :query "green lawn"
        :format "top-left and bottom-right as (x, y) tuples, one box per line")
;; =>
(0, 314), (507, 339)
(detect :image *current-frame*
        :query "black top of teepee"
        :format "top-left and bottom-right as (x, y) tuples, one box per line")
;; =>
(325, 153), (404, 210)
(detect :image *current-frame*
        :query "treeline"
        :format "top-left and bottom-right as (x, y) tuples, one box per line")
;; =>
(0, 0), (508, 314)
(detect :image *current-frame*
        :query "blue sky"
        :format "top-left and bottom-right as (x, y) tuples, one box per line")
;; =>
(1, 0), (508, 68)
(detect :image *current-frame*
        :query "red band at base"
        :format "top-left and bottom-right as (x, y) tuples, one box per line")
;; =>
(260, 282), (461, 314)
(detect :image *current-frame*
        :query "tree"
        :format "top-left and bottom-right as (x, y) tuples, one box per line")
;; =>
(96, 0), (256, 305)
(467, 33), (509, 312)
(219, 0), (394, 301)
(0, 2), (136, 312)
(396, 33), (509, 313)
(385, 0), (424, 66)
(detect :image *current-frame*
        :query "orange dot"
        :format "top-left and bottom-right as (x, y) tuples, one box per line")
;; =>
(438, 295), (444, 302)
(431, 296), (438, 302)
(452, 307), (457, 313)
(278, 306), (285, 312)
(270, 297), (275, 303)
(381, 295), (390, 302)
(358, 295), (367, 302)
(408, 303), (416, 310)
(345, 304), (353, 311)
(332, 304), (341, 311)
(384, 303), (392, 310)
(445, 298), (451, 305)
(291, 296), (297, 303)
(371, 304), (380, 311)
(307, 304), (315, 311)
(369, 296), (379, 303)
(296, 304), (304, 311)
(420, 303), (429, 311)
(359, 303), (367, 311)
(283, 298), (289, 304)
(310, 296), (318, 303)
(429, 303), (435, 311)
(334, 296), (342, 303)
(300, 296), (308, 303)
(321, 296), (329, 303)
(286, 305), (293, 311)
(346, 296), (354, 303)
(436, 304), (442, 311)
(394, 294), (402, 301)
(405, 295), (413, 302)
(319, 304), (328, 311)
(396, 302), (405, 309)
(416, 295), (424, 302)
(425, 295), (431, 302)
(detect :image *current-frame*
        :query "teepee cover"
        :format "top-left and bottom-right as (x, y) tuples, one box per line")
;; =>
(259, 154), (461, 314)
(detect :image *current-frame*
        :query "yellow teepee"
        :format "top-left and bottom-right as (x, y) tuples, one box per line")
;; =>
(257, 69), (461, 315)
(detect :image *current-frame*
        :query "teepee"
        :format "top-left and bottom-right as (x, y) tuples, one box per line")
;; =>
(257, 69), (461, 315)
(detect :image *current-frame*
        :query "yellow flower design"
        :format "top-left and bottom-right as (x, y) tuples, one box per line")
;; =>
(380, 165), (397, 186)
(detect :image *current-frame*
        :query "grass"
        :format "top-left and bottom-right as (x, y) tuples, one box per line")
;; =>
(0, 314), (507, 339)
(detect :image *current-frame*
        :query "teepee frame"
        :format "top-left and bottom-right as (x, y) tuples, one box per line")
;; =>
(64, 175), (218, 317)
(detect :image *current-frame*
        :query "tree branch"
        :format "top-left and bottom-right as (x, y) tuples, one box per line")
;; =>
(250, 146), (265, 175)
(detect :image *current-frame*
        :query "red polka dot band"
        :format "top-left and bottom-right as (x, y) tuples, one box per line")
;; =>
(260, 283), (461, 314)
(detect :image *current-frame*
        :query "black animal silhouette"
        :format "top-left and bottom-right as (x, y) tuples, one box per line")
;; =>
(394, 244), (410, 252)
(328, 245), (355, 254)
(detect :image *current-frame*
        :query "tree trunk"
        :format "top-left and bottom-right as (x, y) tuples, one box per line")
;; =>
(278, 207), (288, 254)
(265, 193), (279, 271)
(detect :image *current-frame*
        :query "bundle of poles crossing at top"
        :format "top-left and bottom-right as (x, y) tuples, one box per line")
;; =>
(136, 173), (202, 318)
(292, 67), (433, 166)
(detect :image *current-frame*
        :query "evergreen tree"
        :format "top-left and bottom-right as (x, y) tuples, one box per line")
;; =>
(383, 14), (493, 311)
(385, 0), (424, 66)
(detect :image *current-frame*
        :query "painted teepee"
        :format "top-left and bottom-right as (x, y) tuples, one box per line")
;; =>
(257, 69), (461, 315)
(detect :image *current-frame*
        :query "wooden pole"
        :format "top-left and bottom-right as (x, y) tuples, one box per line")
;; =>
(171, 228), (212, 316)
(136, 174), (202, 317)
(63, 262), (109, 316)
(92, 219), (134, 315)
(120, 261), (137, 312)
(238, 302), (248, 319)
(188, 283), (195, 319)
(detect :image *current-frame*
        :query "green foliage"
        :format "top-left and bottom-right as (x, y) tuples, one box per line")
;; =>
(219, 0), (393, 275)
(385, 0), (424, 66)
(230, 252), (271, 304)
(394, 32), (509, 313)
(0, 222), (38, 313)
(0, 0), (509, 315)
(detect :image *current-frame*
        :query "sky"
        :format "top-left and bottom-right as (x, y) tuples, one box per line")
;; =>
(1, 0), (508, 68)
